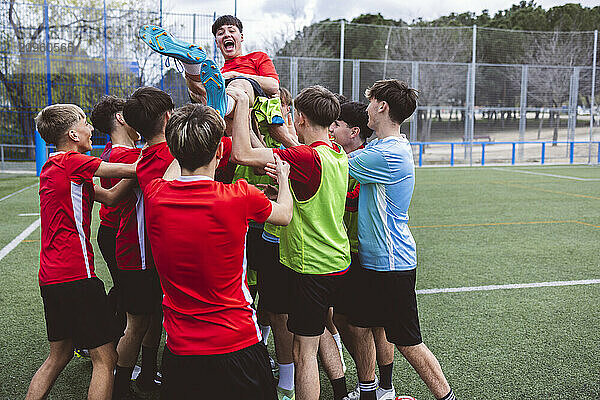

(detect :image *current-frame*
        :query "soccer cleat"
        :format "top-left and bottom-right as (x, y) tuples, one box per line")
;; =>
(395, 396), (417, 400)
(376, 384), (395, 400)
(74, 348), (90, 359)
(200, 59), (227, 117)
(138, 25), (206, 64)
(277, 386), (295, 400)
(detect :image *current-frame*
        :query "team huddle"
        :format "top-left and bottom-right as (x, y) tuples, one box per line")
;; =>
(26, 15), (458, 400)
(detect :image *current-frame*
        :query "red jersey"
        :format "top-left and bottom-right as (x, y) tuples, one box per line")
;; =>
(109, 146), (151, 271)
(136, 141), (175, 193)
(144, 177), (272, 355)
(39, 151), (102, 286)
(222, 51), (279, 82)
(98, 142), (120, 229)
(274, 141), (344, 201)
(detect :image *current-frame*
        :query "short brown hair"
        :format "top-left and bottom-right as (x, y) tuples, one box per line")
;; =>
(165, 104), (225, 171)
(212, 15), (243, 36)
(365, 79), (418, 125)
(339, 101), (373, 141)
(279, 87), (292, 107)
(293, 85), (340, 128)
(35, 104), (86, 145)
(123, 87), (174, 141)
(91, 95), (126, 136)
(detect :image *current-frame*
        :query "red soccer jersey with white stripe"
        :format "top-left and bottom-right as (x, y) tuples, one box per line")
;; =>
(136, 141), (175, 193)
(109, 146), (151, 271)
(143, 176), (272, 355)
(39, 151), (102, 286)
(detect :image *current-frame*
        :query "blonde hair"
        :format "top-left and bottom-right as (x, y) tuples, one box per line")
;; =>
(35, 104), (86, 145)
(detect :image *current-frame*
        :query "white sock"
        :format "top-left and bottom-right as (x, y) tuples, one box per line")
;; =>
(182, 63), (203, 76)
(332, 332), (343, 351)
(278, 362), (294, 391)
(225, 95), (235, 116)
(260, 324), (271, 345)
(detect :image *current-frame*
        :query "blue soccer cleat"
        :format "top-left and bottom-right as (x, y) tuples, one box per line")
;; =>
(200, 59), (227, 117)
(138, 24), (206, 64)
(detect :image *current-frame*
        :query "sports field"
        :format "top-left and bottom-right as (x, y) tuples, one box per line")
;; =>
(0, 165), (599, 399)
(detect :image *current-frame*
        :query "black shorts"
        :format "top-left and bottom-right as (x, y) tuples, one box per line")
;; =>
(246, 225), (264, 273)
(287, 270), (344, 337)
(225, 76), (267, 98)
(160, 342), (276, 400)
(41, 277), (120, 349)
(97, 224), (118, 288)
(119, 269), (162, 315)
(347, 267), (423, 347)
(256, 241), (292, 314)
(331, 252), (360, 316)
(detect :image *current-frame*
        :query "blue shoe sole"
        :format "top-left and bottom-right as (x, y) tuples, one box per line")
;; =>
(139, 24), (206, 64)
(200, 59), (227, 117)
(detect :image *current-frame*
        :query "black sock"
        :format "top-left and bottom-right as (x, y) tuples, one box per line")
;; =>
(113, 365), (134, 397)
(331, 376), (347, 400)
(378, 362), (393, 390)
(439, 388), (456, 400)
(138, 345), (158, 383)
(359, 379), (377, 400)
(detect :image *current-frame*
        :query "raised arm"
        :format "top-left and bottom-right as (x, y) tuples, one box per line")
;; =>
(95, 161), (137, 179)
(264, 153), (292, 226)
(94, 178), (135, 206)
(348, 147), (393, 185)
(228, 86), (276, 168)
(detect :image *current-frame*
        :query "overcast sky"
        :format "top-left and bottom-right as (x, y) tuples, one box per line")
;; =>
(165, 0), (599, 52)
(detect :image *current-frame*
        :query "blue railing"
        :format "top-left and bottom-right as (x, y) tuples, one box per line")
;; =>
(411, 141), (600, 167)
(32, 140), (599, 174)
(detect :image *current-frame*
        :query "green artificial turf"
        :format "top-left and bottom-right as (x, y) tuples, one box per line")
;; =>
(0, 165), (598, 399)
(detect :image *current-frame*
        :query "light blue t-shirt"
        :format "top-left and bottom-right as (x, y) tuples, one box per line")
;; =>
(348, 136), (417, 272)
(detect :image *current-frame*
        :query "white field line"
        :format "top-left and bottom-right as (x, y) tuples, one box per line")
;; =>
(18, 213), (40, 217)
(491, 167), (600, 181)
(0, 219), (41, 262)
(417, 279), (600, 295)
(0, 183), (38, 202)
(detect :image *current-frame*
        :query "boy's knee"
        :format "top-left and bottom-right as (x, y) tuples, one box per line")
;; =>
(90, 344), (117, 368)
(228, 79), (254, 101)
(126, 314), (151, 335)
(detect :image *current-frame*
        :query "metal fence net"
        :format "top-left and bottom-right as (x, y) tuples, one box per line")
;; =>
(1, 5), (598, 168)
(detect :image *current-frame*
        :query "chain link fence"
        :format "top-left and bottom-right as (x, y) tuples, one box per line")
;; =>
(273, 22), (600, 165)
(1, 5), (598, 170)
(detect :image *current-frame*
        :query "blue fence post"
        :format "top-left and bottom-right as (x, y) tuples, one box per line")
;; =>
(481, 143), (485, 166)
(541, 142), (546, 165)
(103, 0), (109, 95)
(450, 143), (454, 166)
(36, 0), (52, 176)
(569, 141), (574, 164)
(597, 142), (600, 164)
(511, 143), (516, 165)
(419, 144), (423, 167)
(159, 0), (164, 90)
